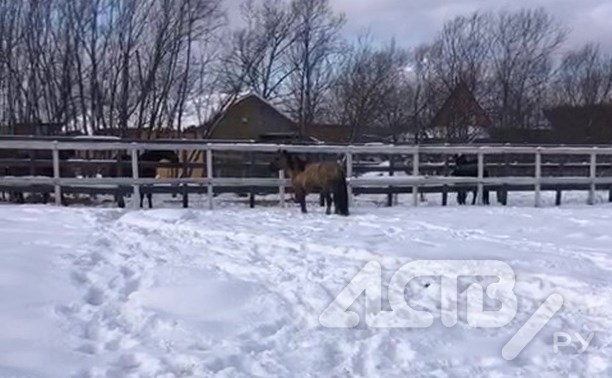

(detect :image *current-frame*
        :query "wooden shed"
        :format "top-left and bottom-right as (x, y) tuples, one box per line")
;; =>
(206, 94), (297, 141)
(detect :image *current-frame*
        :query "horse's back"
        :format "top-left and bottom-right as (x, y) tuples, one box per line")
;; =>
(294, 161), (342, 189)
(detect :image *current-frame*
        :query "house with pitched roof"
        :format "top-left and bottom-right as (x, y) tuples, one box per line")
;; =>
(426, 82), (492, 142)
(205, 93), (298, 141)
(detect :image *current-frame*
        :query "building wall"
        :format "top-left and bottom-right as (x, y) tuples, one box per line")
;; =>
(208, 96), (296, 140)
(0, 123), (64, 136)
(206, 95), (297, 178)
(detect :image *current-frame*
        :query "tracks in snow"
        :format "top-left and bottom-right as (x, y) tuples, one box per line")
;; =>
(59, 212), (191, 377)
(56, 208), (612, 377)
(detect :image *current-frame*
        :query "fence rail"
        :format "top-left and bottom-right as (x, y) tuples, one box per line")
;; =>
(2, 138), (612, 155)
(1, 138), (612, 208)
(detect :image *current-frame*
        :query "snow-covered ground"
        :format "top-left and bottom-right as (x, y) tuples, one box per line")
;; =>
(1, 195), (612, 377)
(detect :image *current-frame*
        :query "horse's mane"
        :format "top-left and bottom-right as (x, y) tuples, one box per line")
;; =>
(293, 155), (308, 172)
(140, 150), (180, 163)
(454, 154), (475, 166)
(283, 152), (308, 172)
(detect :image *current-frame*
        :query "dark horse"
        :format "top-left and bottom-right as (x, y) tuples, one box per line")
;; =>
(137, 150), (180, 208)
(450, 154), (490, 205)
(2, 149), (75, 204)
(270, 150), (349, 216)
(115, 150), (180, 208)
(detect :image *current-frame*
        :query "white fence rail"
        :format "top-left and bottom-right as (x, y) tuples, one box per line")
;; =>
(1, 139), (612, 209)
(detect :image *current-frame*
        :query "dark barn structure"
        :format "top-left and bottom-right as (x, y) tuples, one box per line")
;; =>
(0, 122), (64, 136)
(206, 94), (298, 141)
(544, 104), (612, 144)
(427, 82), (492, 142)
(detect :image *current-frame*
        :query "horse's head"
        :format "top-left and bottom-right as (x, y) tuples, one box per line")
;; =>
(59, 149), (76, 160)
(157, 150), (180, 164)
(269, 149), (306, 173)
(269, 150), (289, 172)
(139, 150), (180, 163)
(453, 154), (471, 166)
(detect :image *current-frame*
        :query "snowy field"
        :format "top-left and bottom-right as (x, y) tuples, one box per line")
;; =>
(1, 192), (612, 377)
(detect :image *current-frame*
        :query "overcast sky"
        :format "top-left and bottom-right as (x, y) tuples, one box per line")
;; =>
(228, 0), (612, 52)
(331, 0), (612, 51)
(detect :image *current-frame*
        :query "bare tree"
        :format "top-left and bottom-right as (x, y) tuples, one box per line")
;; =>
(226, 0), (297, 100)
(332, 37), (409, 142)
(491, 8), (566, 129)
(287, 0), (344, 135)
(406, 13), (493, 141)
(0, 0), (224, 136)
(428, 12), (493, 93)
(554, 43), (612, 106)
(404, 45), (441, 143)
(0, 1), (593, 144)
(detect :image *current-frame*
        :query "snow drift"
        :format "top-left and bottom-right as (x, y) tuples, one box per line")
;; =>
(0, 202), (611, 377)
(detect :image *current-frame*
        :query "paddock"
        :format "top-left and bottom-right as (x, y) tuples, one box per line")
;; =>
(1, 136), (612, 209)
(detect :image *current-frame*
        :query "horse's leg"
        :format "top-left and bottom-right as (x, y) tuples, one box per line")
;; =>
(319, 193), (325, 207)
(457, 191), (465, 205)
(334, 196), (340, 214)
(139, 190), (144, 208)
(296, 189), (307, 214)
(325, 191), (333, 215)
(472, 188), (477, 205)
(148, 193), (153, 209)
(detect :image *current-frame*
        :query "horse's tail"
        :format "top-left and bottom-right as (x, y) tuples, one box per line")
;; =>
(333, 171), (350, 216)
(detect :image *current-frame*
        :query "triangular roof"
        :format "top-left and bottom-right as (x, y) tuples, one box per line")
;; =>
(205, 93), (296, 138)
(428, 82), (492, 130)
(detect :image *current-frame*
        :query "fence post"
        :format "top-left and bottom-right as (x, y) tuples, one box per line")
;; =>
(535, 148), (542, 208)
(442, 156), (449, 206)
(249, 151), (255, 209)
(556, 156), (565, 206)
(387, 154), (394, 207)
(412, 147), (420, 207)
(115, 148), (125, 208)
(477, 150), (484, 205)
(319, 153), (325, 207)
(130, 144), (140, 209)
(279, 169), (286, 208)
(345, 147), (353, 208)
(52, 141), (61, 206)
(501, 151), (510, 206)
(182, 150), (189, 208)
(588, 150), (597, 205)
(206, 144), (214, 210)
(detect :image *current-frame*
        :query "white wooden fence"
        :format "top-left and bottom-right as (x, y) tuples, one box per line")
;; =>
(1, 139), (612, 209)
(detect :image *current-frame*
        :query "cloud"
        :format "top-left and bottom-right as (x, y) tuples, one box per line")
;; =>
(329, 0), (612, 51)
(225, 0), (612, 51)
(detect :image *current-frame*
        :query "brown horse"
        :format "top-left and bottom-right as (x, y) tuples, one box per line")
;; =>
(270, 150), (349, 216)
